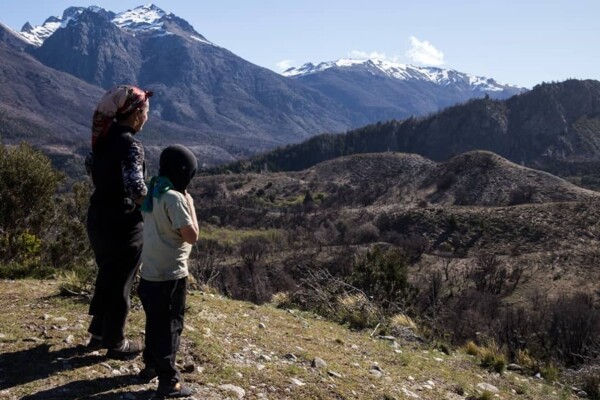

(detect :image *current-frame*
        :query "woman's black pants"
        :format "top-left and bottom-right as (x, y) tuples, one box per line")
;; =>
(87, 205), (143, 349)
(137, 277), (187, 385)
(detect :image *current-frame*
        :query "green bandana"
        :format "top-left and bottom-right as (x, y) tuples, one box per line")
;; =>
(141, 176), (173, 212)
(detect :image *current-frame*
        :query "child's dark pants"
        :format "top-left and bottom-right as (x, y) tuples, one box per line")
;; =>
(138, 277), (187, 385)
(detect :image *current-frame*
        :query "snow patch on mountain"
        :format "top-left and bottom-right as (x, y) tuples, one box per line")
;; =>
(112, 4), (166, 33)
(15, 4), (214, 46)
(284, 59), (522, 92)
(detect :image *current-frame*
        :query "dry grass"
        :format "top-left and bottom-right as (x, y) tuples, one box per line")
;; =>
(0, 279), (580, 399)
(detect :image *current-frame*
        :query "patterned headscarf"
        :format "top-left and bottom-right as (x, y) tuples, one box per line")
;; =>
(91, 85), (153, 150)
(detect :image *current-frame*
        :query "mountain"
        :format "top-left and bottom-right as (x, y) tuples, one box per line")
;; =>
(283, 59), (525, 124)
(2, 4), (527, 171)
(223, 79), (600, 178)
(25, 5), (351, 153)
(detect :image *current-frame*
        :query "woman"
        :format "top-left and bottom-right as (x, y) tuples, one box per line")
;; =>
(86, 85), (152, 359)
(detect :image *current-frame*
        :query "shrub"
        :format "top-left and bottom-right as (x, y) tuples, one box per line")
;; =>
(541, 362), (559, 383)
(335, 293), (380, 330)
(464, 340), (481, 356)
(480, 343), (506, 373)
(0, 143), (62, 265)
(582, 369), (600, 400)
(349, 245), (415, 310)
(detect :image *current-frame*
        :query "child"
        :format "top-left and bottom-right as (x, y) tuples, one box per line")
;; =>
(138, 144), (199, 398)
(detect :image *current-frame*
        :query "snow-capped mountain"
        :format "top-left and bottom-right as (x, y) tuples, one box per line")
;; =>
(2, 3), (531, 170)
(284, 58), (522, 93)
(17, 4), (212, 46)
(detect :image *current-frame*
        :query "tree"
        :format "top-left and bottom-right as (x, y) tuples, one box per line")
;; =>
(0, 143), (62, 263)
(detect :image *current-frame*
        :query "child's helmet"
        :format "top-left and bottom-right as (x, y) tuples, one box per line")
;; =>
(159, 144), (198, 192)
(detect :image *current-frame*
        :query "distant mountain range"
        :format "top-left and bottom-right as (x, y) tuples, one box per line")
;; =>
(220, 79), (600, 179)
(2, 4), (526, 170)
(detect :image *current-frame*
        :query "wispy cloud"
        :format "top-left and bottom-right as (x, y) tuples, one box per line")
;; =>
(347, 50), (394, 61)
(405, 36), (445, 66)
(275, 59), (294, 71)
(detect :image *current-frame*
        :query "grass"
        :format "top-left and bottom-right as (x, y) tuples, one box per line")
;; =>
(197, 226), (283, 248)
(0, 279), (581, 399)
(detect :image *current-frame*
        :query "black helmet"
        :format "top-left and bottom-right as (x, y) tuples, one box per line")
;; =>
(159, 144), (198, 192)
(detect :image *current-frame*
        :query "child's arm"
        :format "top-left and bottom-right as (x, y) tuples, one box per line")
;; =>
(179, 191), (199, 244)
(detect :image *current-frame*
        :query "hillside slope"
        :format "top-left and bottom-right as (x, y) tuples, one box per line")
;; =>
(228, 80), (600, 178)
(0, 280), (579, 399)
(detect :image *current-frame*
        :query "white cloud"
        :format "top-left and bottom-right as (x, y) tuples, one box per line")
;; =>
(276, 59), (294, 71)
(348, 50), (389, 60)
(405, 36), (445, 66)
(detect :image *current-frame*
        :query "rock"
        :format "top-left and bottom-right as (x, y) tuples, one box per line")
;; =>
(507, 363), (523, 371)
(434, 357), (443, 362)
(401, 387), (420, 398)
(422, 384), (433, 390)
(258, 323), (266, 329)
(577, 391), (588, 398)
(182, 362), (196, 373)
(283, 353), (297, 362)
(219, 384), (246, 399)
(311, 357), (327, 368)
(369, 369), (383, 378)
(534, 372), (543, 380)
(426, 380), (435, 386)
(53, 317), (68, 323)
(256, 364), (265, 371)
(328, 370), (342, 378)
(289, 378), (305, 386)
(476, 382), (499, 393)
(64, 335), (75, 344)
(378, 335), (396, 341)
(408, 375), (415, 381)
(370, 364), (383, 372)
(259, 354), (272, 362)
(23, 337), (42, 343)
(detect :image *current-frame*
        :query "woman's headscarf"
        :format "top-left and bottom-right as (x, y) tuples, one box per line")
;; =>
(91, 85), (153, 150)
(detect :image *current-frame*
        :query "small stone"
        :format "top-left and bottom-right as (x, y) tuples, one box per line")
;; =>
(426, 380), (435, 387)
(534, 372), (543, 380)
(328, 370), (342, 378)
(256, 364), (265, 371)
(182, 362), (196, 373)
(401, 387), (420, 398)
(408, 375), (415, 381)
(476, 383), (499, 393)
(433, 357), (443, 362)
(289, 378), (305, 386)
(507, 363), (523, 371)
(259, 354), (272, 362)
(64, 335), (75, 344)
(369, 369), (383, 378)
(378, 335), (396, 341)
(258, 323), (266, 329)
(53, 317), (68, 323)
(219, 384), (246, 399)
(422, 384), (433, 390)
(577, 390), (588, 398)
(283, 353), (297, 362)
(236, 372), (243, 378)
(43, 314), (51, 320)
(23, 337), (42, 343)
(311, 357), (327, 368)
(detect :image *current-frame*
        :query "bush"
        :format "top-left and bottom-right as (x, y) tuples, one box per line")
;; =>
(0, 143), (62, 265)
(349, 245), (415, 310)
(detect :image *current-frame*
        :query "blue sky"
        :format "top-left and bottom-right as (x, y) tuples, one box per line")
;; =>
(2, 0), (599, 88)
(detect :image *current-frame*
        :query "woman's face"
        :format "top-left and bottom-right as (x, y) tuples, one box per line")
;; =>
(133, 102), (149, 132)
